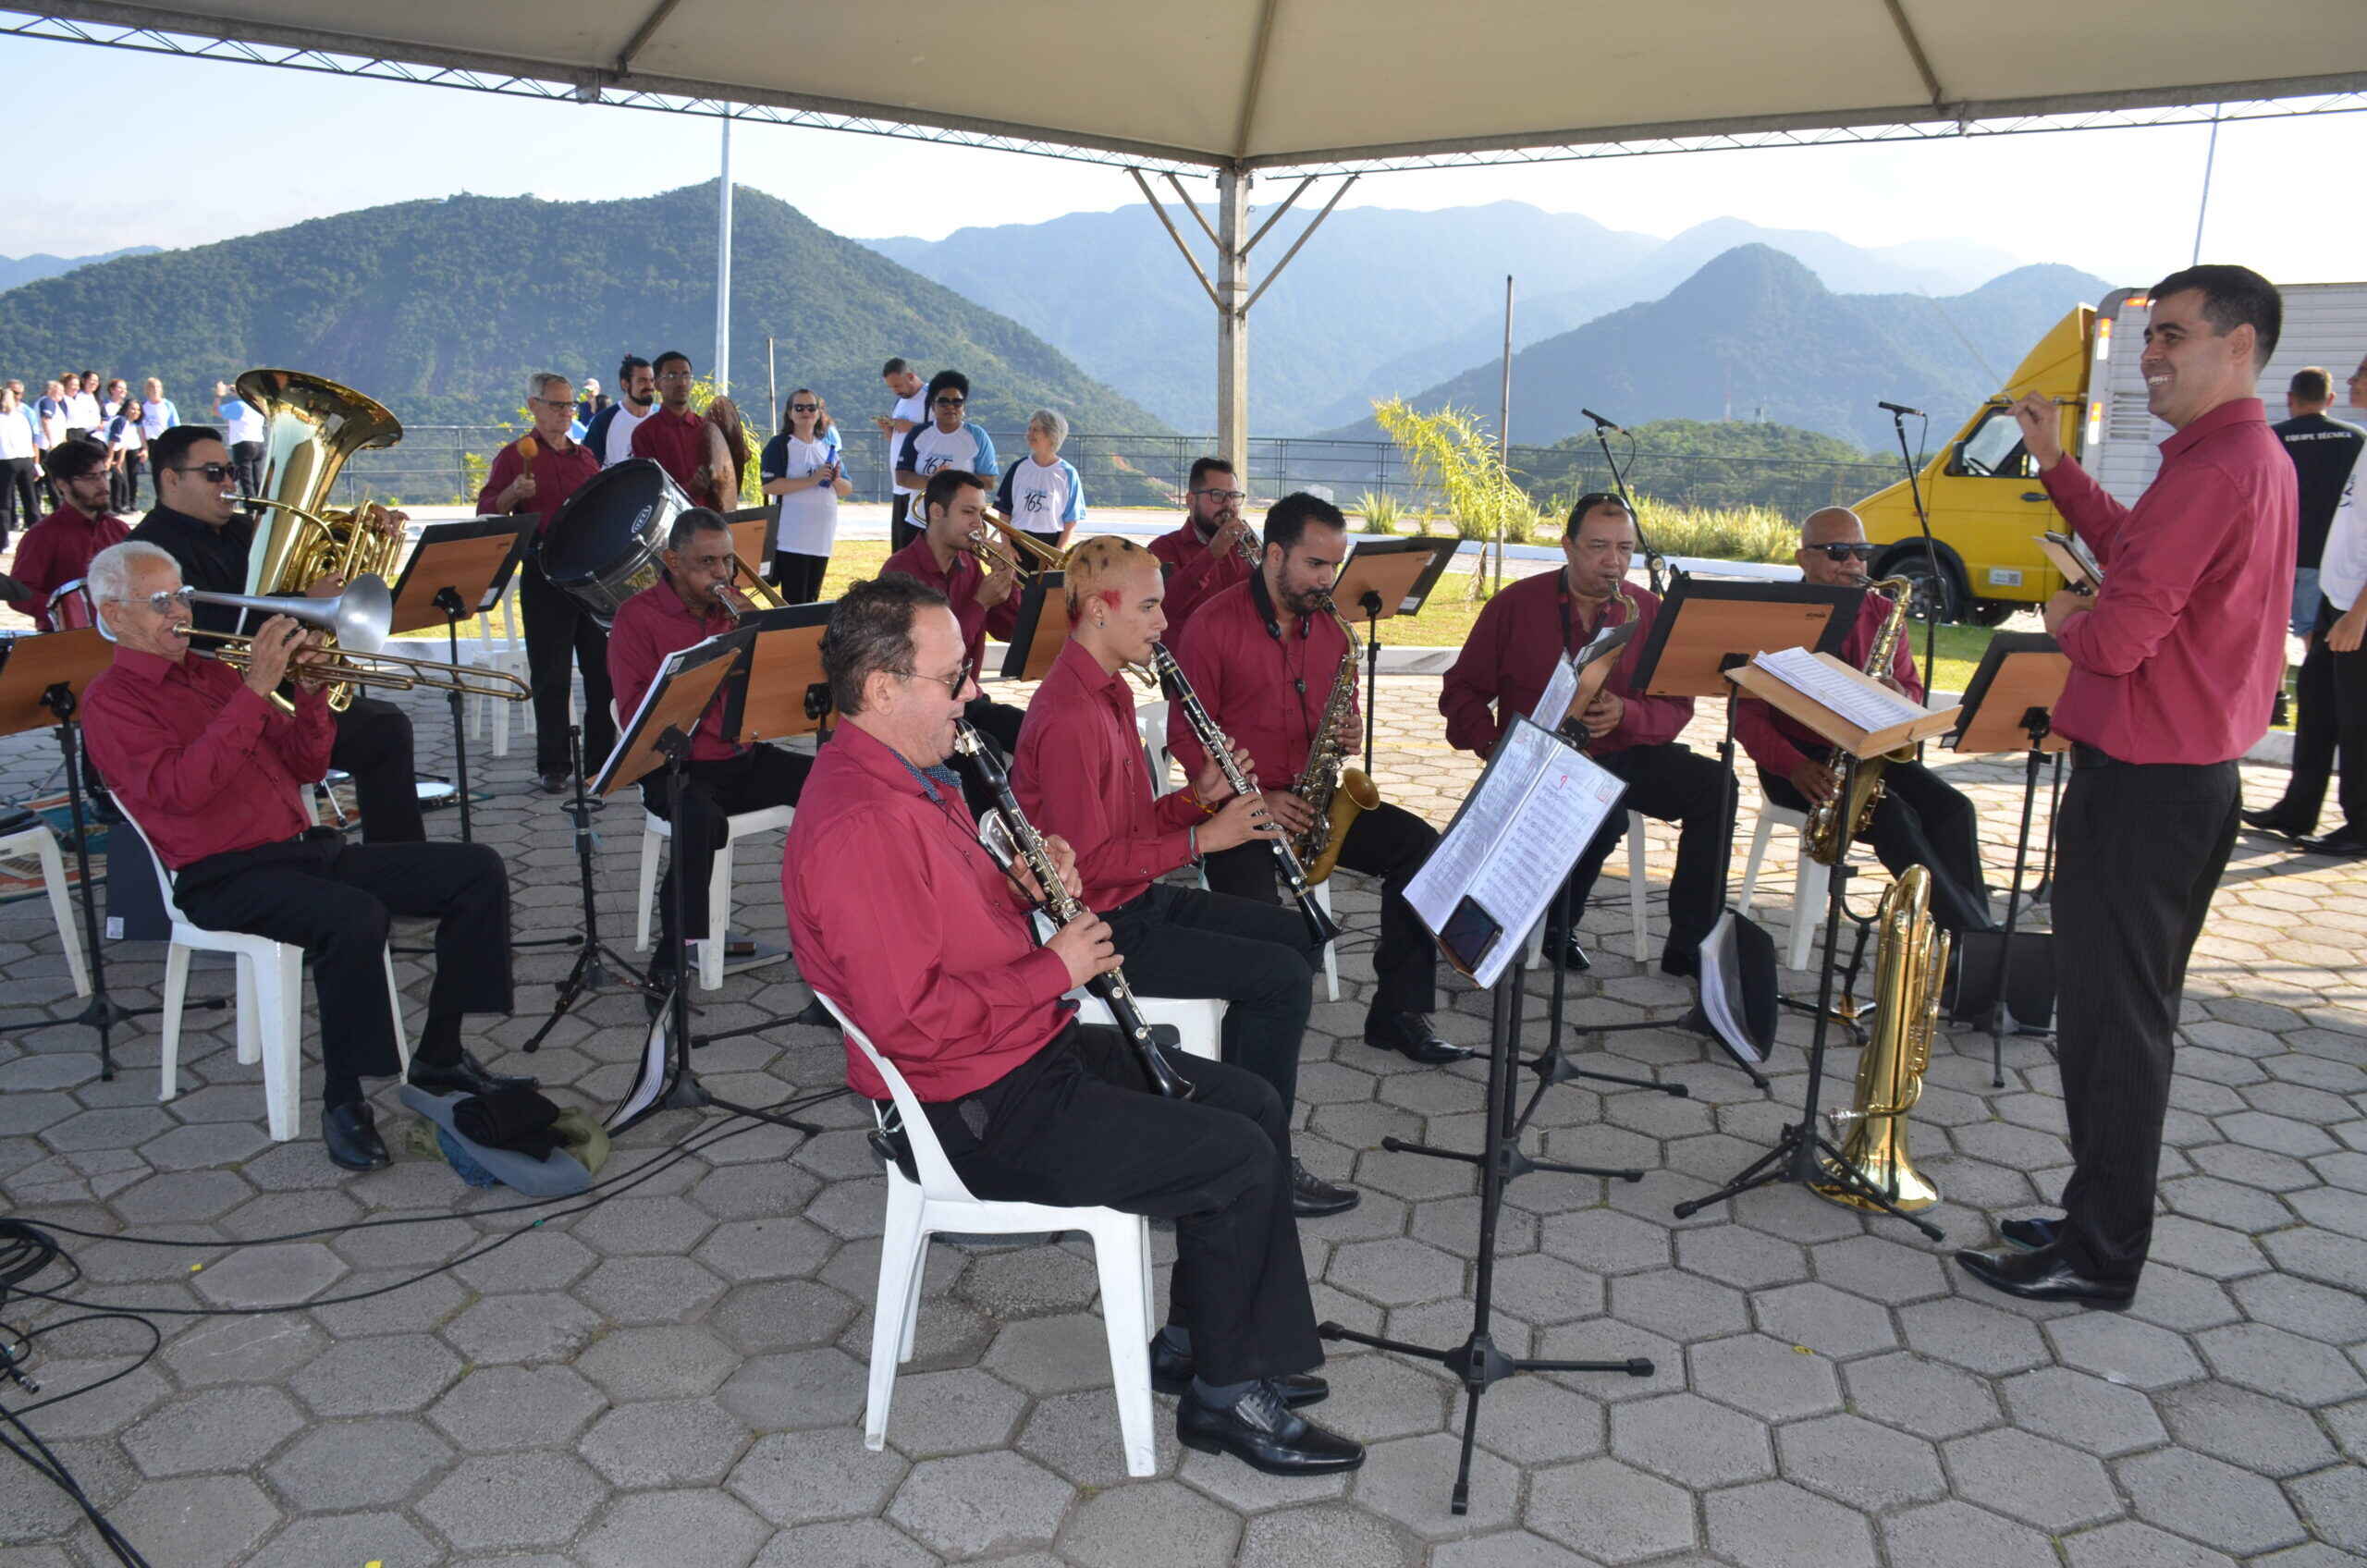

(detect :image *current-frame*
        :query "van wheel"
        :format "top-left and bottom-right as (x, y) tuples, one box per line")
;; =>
(1968, 599), (2017, 628)
(1879, 546), (1968, 624)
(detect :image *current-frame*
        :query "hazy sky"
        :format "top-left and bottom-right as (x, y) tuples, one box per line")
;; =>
(3, 33), (2364, 288)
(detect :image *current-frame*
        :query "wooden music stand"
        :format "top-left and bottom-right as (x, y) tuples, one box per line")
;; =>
(595, 631), (750, 796)
(999, 570), (1070, 681)
(724, 503), (781, 566)
(721, 603), (835, 743)
(387, 517), (530, 635)
(1949, 631), (2071, 755)
(1629, 576), (1861, 699)
(1727, 655), (1961, 759)
(0, 629), (108, 734)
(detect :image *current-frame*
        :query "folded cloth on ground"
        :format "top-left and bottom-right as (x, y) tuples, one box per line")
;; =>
(549, 1106), (611, 1175)
(452, 1085), (564, 1158)
(401, 1085), (590, 1197)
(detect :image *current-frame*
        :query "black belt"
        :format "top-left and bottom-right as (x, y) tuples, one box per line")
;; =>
(2071, 742), (2121, 771)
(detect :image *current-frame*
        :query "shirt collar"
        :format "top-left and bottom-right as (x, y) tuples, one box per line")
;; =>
(111, 646), (198, 686)
(834, 720), (960, 802)
(1050, 635), (1125, 699)
(2161, 397), (2267, 460)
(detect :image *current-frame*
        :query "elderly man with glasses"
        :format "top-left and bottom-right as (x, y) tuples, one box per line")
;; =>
(480, 372), (616, 793)
(79, 540), (525, 1170)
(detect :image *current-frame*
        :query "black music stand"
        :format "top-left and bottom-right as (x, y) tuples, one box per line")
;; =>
(596, 630), (821, 1137)
(386, 516), (532, 842)
(0, 631), (225, 1074)
(1947, 631), (2071, 1086)
(1333, 537), (1458, 775)
(998, 570), (1070, 682)
(1673, 655), (1959, 1239)
(1323, 719), (1654, 1513)
(521, 721), (662, 1051)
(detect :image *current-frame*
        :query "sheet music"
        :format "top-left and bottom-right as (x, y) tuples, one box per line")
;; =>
(1407, 719), (1627, 988)
(1750, 646), (1924, 733)
(1530, 655), (1579, 730)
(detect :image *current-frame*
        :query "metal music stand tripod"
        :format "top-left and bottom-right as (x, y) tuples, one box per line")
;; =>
(1329, 537), (1457, 775)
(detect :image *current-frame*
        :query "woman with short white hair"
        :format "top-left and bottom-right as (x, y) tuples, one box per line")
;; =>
(997, 407), (1086, 556)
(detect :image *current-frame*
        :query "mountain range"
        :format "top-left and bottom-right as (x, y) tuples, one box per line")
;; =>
(0, 185), (1166, 435)
(864, 202), (2037, 435)
(1325, 246), (2109, 454)
(0, 246), (160, 294)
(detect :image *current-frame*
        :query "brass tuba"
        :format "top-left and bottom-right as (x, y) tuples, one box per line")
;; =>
(234, 369), (408, 709)
(1811, 865), (1948, 1213)
(1802, 575), (1917, 864)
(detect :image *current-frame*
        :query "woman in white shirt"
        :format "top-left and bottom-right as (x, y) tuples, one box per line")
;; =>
(105, 398), (146, 513)
(0, 384), (38, 545)
(760, 388), (854, 603)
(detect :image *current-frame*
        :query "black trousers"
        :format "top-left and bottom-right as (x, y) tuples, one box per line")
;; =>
(1759, 754), (1994, 935)
(1104, 882), (1321, 1111)
(332, 695), (424, 843)
(772, 550), (829, 604)
(2052, 752), (2239, 1283)
(173, 835), (513, 1103)
(889, 494), (922, 552)
(1570, 742), (1732, 969)
(1023, 528), (1064, 556)
(109, 454), (141, 514)
(639, 744), (812, 948)
(923, 1023), (1319, 1386)
(517, 557), (617, 778)
(1203, 799), (1438, 1016)
(0, 456), (36, 543)
(230, 440), (265, 500)
(2274, 597), (2367, 835)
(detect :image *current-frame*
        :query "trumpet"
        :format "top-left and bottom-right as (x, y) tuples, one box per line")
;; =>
(159, 578), (529, 712)
(969, 511), (1068, 578)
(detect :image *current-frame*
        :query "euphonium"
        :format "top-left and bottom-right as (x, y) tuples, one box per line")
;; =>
(1802, 575), (1917, 865)
(1296, 597), (1380, 886)
(1811, 865), (1947, 1213)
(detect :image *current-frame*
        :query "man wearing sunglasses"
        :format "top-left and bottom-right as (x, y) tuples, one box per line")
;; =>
(80, 540), (524, 1170)
(1735, 508), (1996, 936)
(894, 370), (999, 500)
(129, 424), (427, 845)
(1147, 457), (1255, 632)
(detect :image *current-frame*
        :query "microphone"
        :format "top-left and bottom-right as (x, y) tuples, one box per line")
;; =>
(1581, 408), (1622, 432)
(1877, 400), (1924, 418)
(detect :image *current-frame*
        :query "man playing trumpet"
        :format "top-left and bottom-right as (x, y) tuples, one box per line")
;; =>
(80, 541), (524, 1171)
(879, 468), (1027, 768)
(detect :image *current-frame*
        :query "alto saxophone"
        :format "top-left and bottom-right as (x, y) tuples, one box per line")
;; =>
(1811, 865), (1947, 1213)
(1801, 575), (1917, 866)
(1295, 597), (1380, 886)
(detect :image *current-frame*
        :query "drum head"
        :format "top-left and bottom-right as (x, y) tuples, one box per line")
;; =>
(537, 459), (688, 622)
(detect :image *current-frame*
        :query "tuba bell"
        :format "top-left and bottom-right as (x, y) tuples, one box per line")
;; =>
(1811, 865), (1948, 1213)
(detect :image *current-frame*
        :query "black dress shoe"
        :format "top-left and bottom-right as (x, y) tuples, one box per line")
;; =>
(2240, 806), (2311, 838)
(1177, 1382), (1365, 1476)
(1148, 1337), (1328, 1407)
(1956, 1243), (2133, 1307)
(323, 1101), (391, 1171)
(1542, 931), (1592, 973)
(2297, 827), (2367, 857)
(1291, 1159), (1360, 1218)
(1363, 1011), (1473, 1065)
(537, 772), (570, 795)
(2000, 1215), (2060, 1252)
(407, 1049), (539, 1097)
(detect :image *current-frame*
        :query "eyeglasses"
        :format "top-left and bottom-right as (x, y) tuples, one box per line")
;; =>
(1811, 543), (1881, 562)
(901, 658), (973, 698)
(1194, 488), (1246, 504)
(108, 586), (196, 614)
(934, 396), (965, 408)
(173, 462), (239, 483)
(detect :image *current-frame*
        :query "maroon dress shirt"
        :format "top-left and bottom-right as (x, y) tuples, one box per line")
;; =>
(2041, 397), (2296, 765)
(12, 505), (129, 630)
(630, 407), (721, 508)
(1735, 591), (1921, 778)
(783, 722), (1073, 1102)
(1438, 570), (1694, 757)
(1014, 638), (1204, 912)
(1147, 518), (1251, 630)
(605, 576), (742, 763)
(83, 649), (334, 869)
(879, 537), (1019, 674)
(1164, 579), (1358, 790)
(476, 433), (603, 538)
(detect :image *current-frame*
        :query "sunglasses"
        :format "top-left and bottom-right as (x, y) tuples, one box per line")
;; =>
(790, 402), (819, 412)
(1811, 543), (1881, 562)
(173, 462), (239, 483)
(934, 396), (965, 407)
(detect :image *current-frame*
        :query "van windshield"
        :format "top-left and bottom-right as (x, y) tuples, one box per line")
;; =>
(1954, 410), (2032, 479)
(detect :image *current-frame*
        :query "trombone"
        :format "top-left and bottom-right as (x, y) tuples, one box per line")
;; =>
(970, 510), (1069, 578)
(716, 553), (787, 622)
(169, 580), (531, 712)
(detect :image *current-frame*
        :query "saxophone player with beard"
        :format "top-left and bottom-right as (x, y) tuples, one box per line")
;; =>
(1165, 493), (1470, 1068)
(1735, 508), (1997, 937)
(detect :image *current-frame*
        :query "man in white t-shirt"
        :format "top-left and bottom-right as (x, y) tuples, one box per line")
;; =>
(876, 357), (928, 550)
(896, 370), (998, 521)
(213, 380), (270, 498)
(582, 356), (656, 467)
(997, 408), (1087, 553)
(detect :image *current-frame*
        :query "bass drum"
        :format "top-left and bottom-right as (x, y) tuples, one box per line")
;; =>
(48, 578), (98, 631)
(535, 459), (693, 625)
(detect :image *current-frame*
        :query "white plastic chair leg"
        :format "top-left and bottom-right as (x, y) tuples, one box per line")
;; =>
(252, 948), (305, 1142)
(385, 949), (411, 1075)
(31, 834), (90, 998)
(1624, 813), (1650, 963)
(697, 839), (734, 991)
(1314, 880), (1339, 1001)
(1787, 857), (1831, 973)
(1092, 1216), (1159, 1478)
(157, 945), (192, 1102)
(1737, 814), (1777, 916)
(233, 957), (261, 1066)
(866, 1176), (928, 1452)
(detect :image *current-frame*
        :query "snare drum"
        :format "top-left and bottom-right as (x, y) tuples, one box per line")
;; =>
(534, 459), (693, 625)
(48, 578), (98, 632)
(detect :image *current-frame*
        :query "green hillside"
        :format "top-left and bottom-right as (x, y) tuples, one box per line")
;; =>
(0, 182), (1170, 439)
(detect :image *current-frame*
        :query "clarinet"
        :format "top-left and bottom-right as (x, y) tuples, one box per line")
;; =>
(950, 723), (1196, 1100)
(1147, 643), (1342, 949)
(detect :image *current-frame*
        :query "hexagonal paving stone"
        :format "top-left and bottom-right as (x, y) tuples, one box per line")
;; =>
(438, 1290), (605, 1366)
(2288, 1462), (2367, 1556)
(570, 1254), (729, 1323)
(1998, 1366), (2167, 1457)
(1776, 1412), (1947, 1511)
(879, 1366), (1030, 1457)
(954, 1244), (1102, 1317)
(1610, 1391), (1771, 1488)
(188, 1241), (348, 1307)
(1883, 1500), (2062, 1568)
(264, 1416), (454, 1510)
(1352, 1431), (1521, 1538)
(2059, 1519), (2242, 1568)
(1706, 1479), (1877, 1568)
(426, 1364), (606, 1452)
(728, 1426), (907, 1525)
(717, 1346), (868, 1431)
(574, 1322), (741, 1403)
(1538, 1207), (1672, 1274)
(2193, 1320), (2367, 1407)
(748, 1518), (938, 1568)
(1840, 1351), (2002, 1440)
(2231, 1270), (2367, 1343)
(2116, 1446), (2308, 1556)
(575, 1488), (770, 1568)
(1331, 1236), (1466, 1306)
(92, 1475), (279, 1568)
(1943, 1427), (2124, 1531)
(1236, 1502), (1421, 1568)
(1526, 1456), (1695, 1563)
(418, 1451), (607, 1552)
(980, 1312), (1124, 1396)
(242, 1510), (441, 1568)
(1687, 1333), (1842, 1421)
(2155, 1381), (2338, 1478)
(1674, 1223), (1810, 1290)
(1898, 1295), (2051, 1376)
(886, 1450), (1074, 1560)
(121, 1386), (305, 1478)
(1455, 1376), (1606, 1466)
(707, 1278), (864, 1354)
(2046, 1311), (2207, 1390)
(1485, 1252), (1606, 1325)
(288, 1332), (461, 1416)
(580, 1398), (751, 1488)
(1607, 1267), (1748, 1343)
(1059, 1478), (1245, 1568)
(1751, 1280), (1897, 1357)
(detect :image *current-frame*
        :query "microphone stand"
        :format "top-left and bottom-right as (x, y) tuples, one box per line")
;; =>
(1886, 406), (1940, 703)
(1589, 415), (1665, 594)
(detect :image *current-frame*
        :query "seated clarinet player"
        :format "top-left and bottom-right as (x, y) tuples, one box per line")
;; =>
(1738, 508), (1995, 935)
(1012, 535), (1347, 1218)
(782, 576), (1364, 1476)
(80, 543), (526, 1171)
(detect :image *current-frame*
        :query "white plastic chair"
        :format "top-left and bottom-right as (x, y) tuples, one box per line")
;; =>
(1521, 811), (1654, 969)
(634, 802), (795, 990)
(0, 818), (90, 998)
(1736, 802), (1827, 972)
(118, 802), (408, 1141)
(1134, 699), (1173, 794)
(815, 993), (1158, 1477)
(1033, 912), (1228, 1061)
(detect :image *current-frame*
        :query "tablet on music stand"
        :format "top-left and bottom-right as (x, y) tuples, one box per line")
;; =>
(1335, 536), (1459, 622)
(387, 516), (530, 635)
(1000, 570), (1070, 681)
(595, 631), (752, 796)
(1949, 631), (2072, 753)
(720, 603), (835, 743)
(1629, 575), (1861, 698)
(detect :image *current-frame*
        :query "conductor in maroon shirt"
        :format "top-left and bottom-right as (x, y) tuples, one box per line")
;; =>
(784, 575), (1363, 1476)
(607, 509), (811, 983)
(1736, 508), (1994, 936)
(879, 467), (1026, 780)
(1440, 494), (1734, 976)
(80, 542), (524, 1172)
(1168, 493), (1470, 1067)
(479, 372), (615, 793)
(1013, 536), (1347, 1218)
(1956, 265), (2298, 1306)
(1147, 457), (1255, 632)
